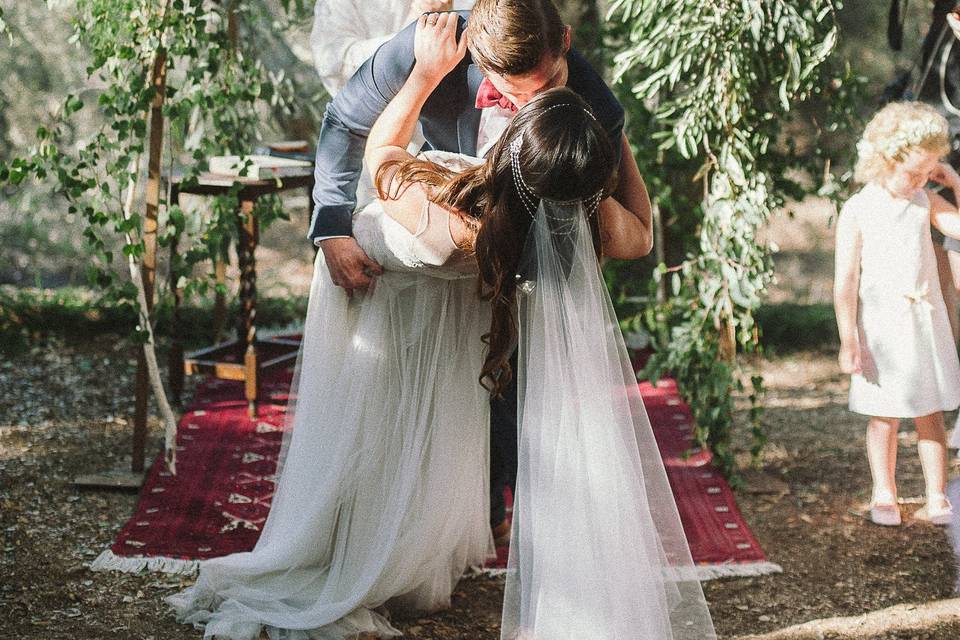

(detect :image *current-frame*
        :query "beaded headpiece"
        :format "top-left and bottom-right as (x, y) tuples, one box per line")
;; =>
(508, 103), (605, 227)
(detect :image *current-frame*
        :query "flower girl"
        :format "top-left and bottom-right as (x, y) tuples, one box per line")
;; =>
(834, 102), (960, 526)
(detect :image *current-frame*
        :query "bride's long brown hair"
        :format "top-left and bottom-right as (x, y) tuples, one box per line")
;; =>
(376, 87), (618, 395)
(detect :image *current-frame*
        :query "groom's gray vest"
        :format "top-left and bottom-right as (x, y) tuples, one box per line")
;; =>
(308, 11), (625, 241)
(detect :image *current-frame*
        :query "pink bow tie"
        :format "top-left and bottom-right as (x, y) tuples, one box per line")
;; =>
(475, 78), (518, 112)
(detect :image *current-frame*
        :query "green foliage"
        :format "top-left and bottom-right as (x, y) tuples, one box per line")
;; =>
(607, 0), (858, 476)
(0, 286), (129, 354)
(0, 285), (308, 355)
(0, 0), (306, 343)
(0, 295), (30, 356)
(755, 302), (838, 352)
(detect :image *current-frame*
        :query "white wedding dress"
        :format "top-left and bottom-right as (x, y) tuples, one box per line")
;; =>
(167, 151), (716, 640)
(167, 152), (494, 639)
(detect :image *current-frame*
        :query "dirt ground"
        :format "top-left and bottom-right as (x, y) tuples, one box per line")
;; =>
(2, 337), (960, 639)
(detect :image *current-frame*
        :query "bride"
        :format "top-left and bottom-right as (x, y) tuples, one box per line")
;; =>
(167, 14), (716, 640)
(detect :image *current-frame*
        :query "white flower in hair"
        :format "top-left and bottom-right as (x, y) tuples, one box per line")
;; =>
(858, 117), (946, 160)
(855, 139), (875, 158)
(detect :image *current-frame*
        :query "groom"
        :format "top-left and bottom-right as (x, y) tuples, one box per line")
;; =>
(309, 0), (630, 538)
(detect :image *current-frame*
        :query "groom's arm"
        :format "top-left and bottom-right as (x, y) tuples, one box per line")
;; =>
(309, 18), (420, 242)
(309, 11), (470, 242)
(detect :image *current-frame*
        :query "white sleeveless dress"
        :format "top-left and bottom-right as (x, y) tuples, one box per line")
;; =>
(166, 152), (494, 639)
(846, 183), (960, 418)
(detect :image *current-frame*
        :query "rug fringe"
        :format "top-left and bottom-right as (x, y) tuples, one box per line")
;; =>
(467, 565), (509, 578)
(88, 548), (199, 575)
(695, 561), (783, 581)
(89, 548), (780, 582)
(90, 550), (507, 580)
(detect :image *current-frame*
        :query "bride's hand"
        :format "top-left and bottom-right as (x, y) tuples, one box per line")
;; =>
(412, 12), (468, 85)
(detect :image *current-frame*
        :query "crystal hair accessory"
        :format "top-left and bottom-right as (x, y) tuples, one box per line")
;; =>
(509, 124), (604, 228)
(856, 117), (948, 160)
(539, 102), (597, 121)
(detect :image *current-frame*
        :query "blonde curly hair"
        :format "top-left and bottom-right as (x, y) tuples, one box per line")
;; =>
(854, 102), (951, 184)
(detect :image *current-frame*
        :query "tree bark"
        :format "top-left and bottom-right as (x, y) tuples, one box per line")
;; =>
(130, 0), (179, 474)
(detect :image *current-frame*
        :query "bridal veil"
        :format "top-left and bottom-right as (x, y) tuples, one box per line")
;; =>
(501, 199), (716, 640)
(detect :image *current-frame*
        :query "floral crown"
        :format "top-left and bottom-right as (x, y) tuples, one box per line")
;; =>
(856, 118), (946, 160)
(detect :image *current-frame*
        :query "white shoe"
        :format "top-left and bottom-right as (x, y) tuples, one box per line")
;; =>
(914, 499), (953, 526)
(869, 502), (902, 526)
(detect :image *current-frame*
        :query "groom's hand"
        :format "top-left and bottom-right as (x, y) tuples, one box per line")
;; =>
(319, 237), (384, 297)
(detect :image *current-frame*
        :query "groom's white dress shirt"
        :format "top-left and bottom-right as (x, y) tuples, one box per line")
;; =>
(476, 105), (515, 159)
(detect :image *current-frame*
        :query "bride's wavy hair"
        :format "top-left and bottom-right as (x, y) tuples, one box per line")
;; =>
(376, 87), (617, 395)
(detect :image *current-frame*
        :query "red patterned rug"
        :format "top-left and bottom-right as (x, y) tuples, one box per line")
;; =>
(639, 378), (781, 578)
(90, 371), (294, 574)
(91, 358), (778, 579)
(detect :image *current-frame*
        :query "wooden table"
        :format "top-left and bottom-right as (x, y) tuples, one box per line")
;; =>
(167, 170), (314, 417)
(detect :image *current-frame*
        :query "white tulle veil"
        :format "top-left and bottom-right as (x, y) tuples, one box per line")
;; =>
(500, 196), (716, 640)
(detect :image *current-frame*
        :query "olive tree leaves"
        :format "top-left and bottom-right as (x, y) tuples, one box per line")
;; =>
(609, 0), (844, 475)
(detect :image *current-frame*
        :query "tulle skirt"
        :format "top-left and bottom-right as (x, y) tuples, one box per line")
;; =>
(166, 252), (494, 639)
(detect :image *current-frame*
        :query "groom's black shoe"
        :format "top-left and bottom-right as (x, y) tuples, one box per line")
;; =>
(489, 352), (519, 529)
(492, 518), (511, 547)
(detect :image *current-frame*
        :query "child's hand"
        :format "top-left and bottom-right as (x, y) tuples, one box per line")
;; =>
(838, 342), (862, 375)
(930, 163), (960, 190)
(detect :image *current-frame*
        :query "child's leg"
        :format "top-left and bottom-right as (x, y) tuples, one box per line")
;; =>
(866, 416), (900, 504)
(914, 412), (949, 509)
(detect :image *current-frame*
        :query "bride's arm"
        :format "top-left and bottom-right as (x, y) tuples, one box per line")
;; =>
(364, 13), (463, 201)
(364, 13), (472, 243)
(597, 134), (654, 260)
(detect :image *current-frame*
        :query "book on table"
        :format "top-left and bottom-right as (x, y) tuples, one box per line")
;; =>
(209, 154), (313, 180)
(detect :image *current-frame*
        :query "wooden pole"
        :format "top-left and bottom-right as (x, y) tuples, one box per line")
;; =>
(213, 243), (228, 343)
(237, 200), (259, 417)
(227, 1), (239, 45)
(132, 39), (168, 474)
(75, 0), (179, 487)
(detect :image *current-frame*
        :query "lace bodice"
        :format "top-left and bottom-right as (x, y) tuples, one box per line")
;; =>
(353, 151), (481, 280)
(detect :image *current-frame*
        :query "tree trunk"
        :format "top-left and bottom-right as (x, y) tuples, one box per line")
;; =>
(131, 0), (180, 474)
